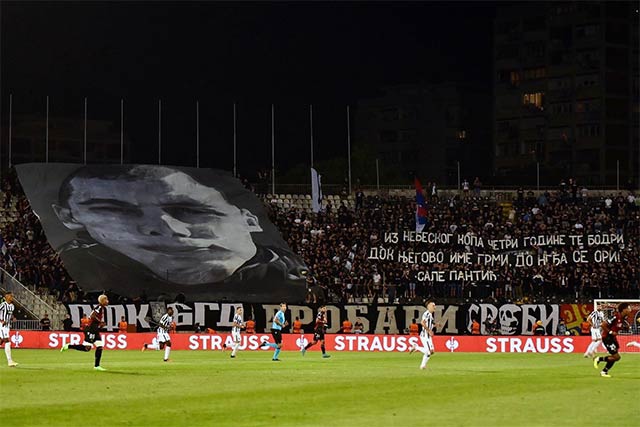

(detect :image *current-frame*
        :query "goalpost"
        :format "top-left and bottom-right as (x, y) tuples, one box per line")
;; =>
(593, 299), (640, 353)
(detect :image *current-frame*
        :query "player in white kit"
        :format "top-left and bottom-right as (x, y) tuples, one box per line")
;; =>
(230, 307), (245, 358)
(0, 292), (18, 367)
(142, 307), (174, 362)
(584, 309), (605, 358)
(410, 301), (436, 370)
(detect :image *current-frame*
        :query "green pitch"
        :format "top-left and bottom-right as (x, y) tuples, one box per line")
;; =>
(1, 350), (638, 427)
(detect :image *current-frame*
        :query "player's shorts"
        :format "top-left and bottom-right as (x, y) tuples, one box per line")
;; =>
(231, 330), (241, 343)
(271, 329), (282, 345)
(157, 330), (171, 344)
(313, 328), (325, 342)
(602, 335), (619, 355)
(0, 325), (10, 340)
(420, 331), (434, 353)
(82, 329), (102, 347)
(590, 328), (602, 341)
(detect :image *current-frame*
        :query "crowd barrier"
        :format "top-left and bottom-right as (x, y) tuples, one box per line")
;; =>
(7, 331), (640, 354)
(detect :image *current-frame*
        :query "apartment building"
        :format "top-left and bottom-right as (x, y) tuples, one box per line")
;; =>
(494, 1), (638, 186)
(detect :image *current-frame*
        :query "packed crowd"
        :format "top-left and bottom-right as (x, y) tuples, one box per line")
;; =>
(269, 187), (639, 305)
(1, 165), (638, 307)
(0, 171), (80, 303)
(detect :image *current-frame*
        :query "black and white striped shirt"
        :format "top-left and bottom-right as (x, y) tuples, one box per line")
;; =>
(421, 310), (435, 334)
(0, 301), (14, 328)
(588, 310), (604, 330)
(158, 313), (173, 333)
(232, 313), (244, 334)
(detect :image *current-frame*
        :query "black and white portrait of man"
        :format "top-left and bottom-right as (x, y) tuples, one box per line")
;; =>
(17, 164), (307, 302)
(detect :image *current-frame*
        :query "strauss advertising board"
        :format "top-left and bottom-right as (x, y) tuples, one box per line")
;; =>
(9, 331), (640, 354)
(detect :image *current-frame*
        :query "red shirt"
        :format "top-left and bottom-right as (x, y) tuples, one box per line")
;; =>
(314, 311), (327, 330)
(604, 312), (626, 337)
(89, 305), (105, 330)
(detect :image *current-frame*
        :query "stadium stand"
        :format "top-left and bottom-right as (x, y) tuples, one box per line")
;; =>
(267, 188), (639, 305)
(1, 165), (638, 314)
(1, 171), (73, 328)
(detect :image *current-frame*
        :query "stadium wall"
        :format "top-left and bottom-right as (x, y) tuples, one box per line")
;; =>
(64, 302), (640, 336)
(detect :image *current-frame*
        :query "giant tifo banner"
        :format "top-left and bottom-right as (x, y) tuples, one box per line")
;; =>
(16, 164), (307, 302)
(7, 331), (640, 354)
(64, 302), (640, 335)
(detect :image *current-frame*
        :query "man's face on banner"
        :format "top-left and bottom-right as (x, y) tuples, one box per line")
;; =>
(55, 167), (262, 284)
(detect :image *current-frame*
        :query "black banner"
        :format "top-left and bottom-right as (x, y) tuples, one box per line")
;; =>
(65, 302), (572, 336)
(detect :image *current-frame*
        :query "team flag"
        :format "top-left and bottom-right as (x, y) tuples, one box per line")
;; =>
(415, 178), (427, 232)
(311, 168), (323, 213)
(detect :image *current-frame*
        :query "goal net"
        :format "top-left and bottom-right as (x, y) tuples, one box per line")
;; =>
(593, 299), (640, 353)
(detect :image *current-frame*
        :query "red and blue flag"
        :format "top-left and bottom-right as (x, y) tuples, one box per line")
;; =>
(414, 178), (427, 232)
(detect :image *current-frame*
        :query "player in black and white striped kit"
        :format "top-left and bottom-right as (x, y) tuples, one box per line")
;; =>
(409, 301), (436, 370)
(0, 292), (18, 367)
(584, 309), (605, 358)
(142, 307), (174, 362)
(230, 307), (245, 358)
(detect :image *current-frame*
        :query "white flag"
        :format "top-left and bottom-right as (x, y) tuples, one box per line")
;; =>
(311, 167), (323, 213)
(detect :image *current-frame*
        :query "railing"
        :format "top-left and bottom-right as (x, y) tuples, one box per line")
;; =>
(255, 183), (639, 197)
(0, 267), (65, 329)
(12, 320), (41, 330)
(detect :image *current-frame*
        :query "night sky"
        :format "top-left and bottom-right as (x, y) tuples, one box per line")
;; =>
(1, 1), (495, 175)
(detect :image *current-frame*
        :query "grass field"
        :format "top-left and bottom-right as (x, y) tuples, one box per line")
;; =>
(1, 349), (638, 427)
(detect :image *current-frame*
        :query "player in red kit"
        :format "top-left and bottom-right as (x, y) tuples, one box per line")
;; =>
(593, 302), (631, 377)
(61, 294), (109, 371)
(301, 305), (330, 358)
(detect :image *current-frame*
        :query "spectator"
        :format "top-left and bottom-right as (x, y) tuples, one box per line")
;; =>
(409, 319), (419, 336)
(40, 313), (51, 331)
(570, 178), (578, 199)
(355, 189), (364, 211)
(353, 319), (364, 334)
(80, 313), (90, 331)
(556, 319), (568, 336)
(62, 314), (73, 332)
(342, 318), (353, 333)
(118, 316), (128, 333)
(559, 179), (567, 195)
(484, 316), (494, 335)
(533, 320), (545, 336)
(292, 316), (302, 334)
(471, 319), (480, 335)
(516, 187), (524, 205)
(245, 318), (256, 334)
(580, 317), (591, 335)
(473, 177), (482, 197)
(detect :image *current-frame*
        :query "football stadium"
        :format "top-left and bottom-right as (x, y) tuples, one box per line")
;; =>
(0, 2), (639, 427)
